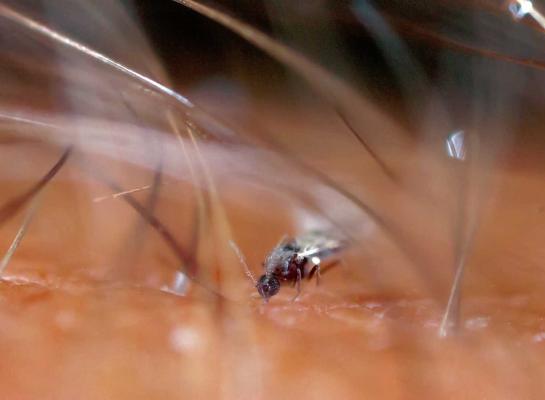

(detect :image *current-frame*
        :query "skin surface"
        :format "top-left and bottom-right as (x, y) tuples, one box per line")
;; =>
(0, 94), (544, 400)
(2, 0), (545, 396)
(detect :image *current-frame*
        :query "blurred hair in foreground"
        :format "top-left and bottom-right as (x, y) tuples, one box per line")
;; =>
(1, 0), (545, 398)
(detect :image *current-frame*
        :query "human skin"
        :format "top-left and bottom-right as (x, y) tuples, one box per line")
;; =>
(0, 96), (544, 400)
(1, 0), (545, 397)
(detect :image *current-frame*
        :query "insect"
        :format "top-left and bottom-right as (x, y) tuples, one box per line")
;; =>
(256, 231), (346, 302)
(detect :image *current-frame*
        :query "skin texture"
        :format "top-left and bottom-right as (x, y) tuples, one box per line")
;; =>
(0, 96), (545, 400)
(1, 2), (544, 397)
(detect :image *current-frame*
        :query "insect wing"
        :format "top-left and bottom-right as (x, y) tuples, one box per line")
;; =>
(294, 231), (346, 260)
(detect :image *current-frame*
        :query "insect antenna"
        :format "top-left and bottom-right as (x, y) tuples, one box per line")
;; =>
(228, 240), (257, 286)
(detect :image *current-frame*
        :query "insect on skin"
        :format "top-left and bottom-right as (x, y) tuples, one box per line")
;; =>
(257, 231), (346, 302)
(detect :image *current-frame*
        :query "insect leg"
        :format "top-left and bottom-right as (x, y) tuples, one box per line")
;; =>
(309, 260), (341, 282)
(308, 264), (321, 286)
(291, 269), (302, 302)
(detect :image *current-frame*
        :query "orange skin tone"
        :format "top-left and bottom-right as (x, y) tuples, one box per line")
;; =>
(0, 94), (545, 400)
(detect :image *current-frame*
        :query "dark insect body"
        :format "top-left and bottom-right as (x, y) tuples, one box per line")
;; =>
(256, 231), (345, 302)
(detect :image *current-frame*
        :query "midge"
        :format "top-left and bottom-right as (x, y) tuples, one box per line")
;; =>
(231, 231), (346, 302)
